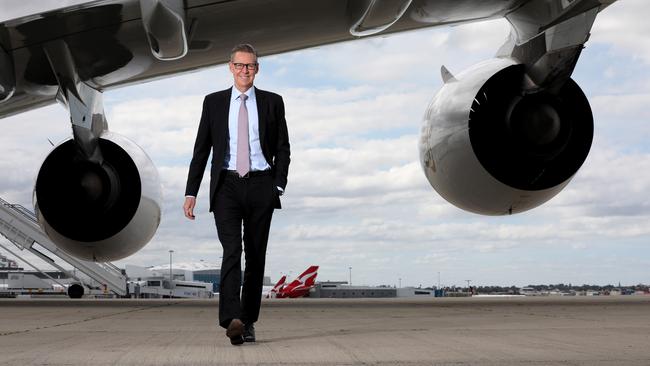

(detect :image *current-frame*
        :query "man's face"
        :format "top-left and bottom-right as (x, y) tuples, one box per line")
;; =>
(229, 51), (258, 92)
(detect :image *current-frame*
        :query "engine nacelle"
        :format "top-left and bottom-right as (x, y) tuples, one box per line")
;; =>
(34, 132), (162, 261)
(419, 58), (593, 215)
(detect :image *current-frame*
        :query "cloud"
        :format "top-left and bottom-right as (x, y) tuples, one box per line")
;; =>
(1, 6), (650, 287)
(106, 96), (203, 161)
(591, 0), (650, 65)
(447, 19), (510, 53)
(551, 146), (650, 218)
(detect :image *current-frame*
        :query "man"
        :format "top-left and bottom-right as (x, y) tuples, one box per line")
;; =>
(183, 44), (290, 345)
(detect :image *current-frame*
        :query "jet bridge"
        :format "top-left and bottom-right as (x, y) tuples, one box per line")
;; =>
(0, 196), (126, 298)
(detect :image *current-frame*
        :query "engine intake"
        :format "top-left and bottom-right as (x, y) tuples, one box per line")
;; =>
(419, 58), (593, 215)
(34, 132), (162, 261)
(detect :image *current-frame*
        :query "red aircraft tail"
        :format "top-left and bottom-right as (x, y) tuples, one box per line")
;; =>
(277, 265), (319, 298)
(267, 275), (287, 298)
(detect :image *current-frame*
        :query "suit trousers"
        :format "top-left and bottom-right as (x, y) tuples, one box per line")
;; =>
(213, 172), (276, 328)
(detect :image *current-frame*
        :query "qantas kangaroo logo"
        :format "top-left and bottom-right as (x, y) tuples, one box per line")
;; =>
(267, 266), (318, 298)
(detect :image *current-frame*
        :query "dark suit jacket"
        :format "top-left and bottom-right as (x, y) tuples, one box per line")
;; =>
(185, 87), (290, 211)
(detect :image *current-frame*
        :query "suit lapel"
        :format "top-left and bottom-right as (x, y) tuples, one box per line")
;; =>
(256, 87), (267, 145)
(220, 88), (232, 141)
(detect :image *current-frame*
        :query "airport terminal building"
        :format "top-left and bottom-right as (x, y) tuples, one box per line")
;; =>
(127, 263), (271, 293)
(311, 282), (435, 298)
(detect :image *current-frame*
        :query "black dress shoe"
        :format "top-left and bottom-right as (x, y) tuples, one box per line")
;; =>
(243, 323), (256, 342)
(226, 319), (244, 345)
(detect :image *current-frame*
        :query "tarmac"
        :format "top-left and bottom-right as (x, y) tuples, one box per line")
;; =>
(1, 296), (649, 366)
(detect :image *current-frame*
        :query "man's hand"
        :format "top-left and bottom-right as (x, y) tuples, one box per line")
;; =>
(183, 196), (196, 220)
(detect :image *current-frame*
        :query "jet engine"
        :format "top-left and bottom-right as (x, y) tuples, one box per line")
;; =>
(419, 58), (593, 215)
(34, 132), (162, 261)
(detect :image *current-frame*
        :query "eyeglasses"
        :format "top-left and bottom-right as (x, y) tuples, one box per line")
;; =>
(232, 62), (258, 71)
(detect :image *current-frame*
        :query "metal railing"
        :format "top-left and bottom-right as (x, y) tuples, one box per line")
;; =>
(0, 196), (126, 296)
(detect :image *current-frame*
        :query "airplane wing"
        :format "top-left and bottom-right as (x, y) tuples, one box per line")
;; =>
(0, 0), (618, 261)
(0, 0), (569, 119)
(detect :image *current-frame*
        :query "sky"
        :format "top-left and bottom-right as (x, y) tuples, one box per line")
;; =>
(1, 0), (648, 288)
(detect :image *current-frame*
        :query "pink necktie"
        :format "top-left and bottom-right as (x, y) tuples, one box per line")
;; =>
(236, 94), (250, 177)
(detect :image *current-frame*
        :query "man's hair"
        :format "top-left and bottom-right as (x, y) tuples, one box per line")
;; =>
(230, 44), (258, 61)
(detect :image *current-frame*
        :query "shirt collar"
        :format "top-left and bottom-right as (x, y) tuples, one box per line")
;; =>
(231, 86), (256, 103)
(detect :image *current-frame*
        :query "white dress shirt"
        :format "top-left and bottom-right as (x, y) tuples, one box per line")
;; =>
(225, 86), (271, 171)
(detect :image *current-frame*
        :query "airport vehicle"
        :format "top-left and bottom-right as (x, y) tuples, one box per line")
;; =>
(0, 0), (617, 261)
(128, 277), (213, 298)
(270, 265), (319, 298)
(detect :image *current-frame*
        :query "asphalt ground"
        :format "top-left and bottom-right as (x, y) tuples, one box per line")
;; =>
(1, 296), (649, 365)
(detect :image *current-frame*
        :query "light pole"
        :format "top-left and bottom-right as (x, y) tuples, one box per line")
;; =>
(348, 266), (352, 286)
(465, 279), (472, 295)
(399, 277), (402, 288)
(169, 250), (174, 298)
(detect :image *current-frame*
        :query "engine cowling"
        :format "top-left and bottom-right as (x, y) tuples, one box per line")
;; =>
(34, 132), (162, 261)
(419, 58), (593, 215)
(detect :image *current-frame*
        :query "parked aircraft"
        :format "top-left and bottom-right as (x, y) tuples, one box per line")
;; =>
(266, 266), (319, 298)
(0, 0), (618, 261)
(262, 275), (286, 298)
(262, 275), (287, 298)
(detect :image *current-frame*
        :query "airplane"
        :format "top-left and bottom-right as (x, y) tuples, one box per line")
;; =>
(262, 274), (286, 299)
(0, 0), (619, 261)
(266, 266), (319, 298)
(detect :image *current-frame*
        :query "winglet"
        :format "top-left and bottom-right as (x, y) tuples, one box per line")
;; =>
(441, 65), (457, 83)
